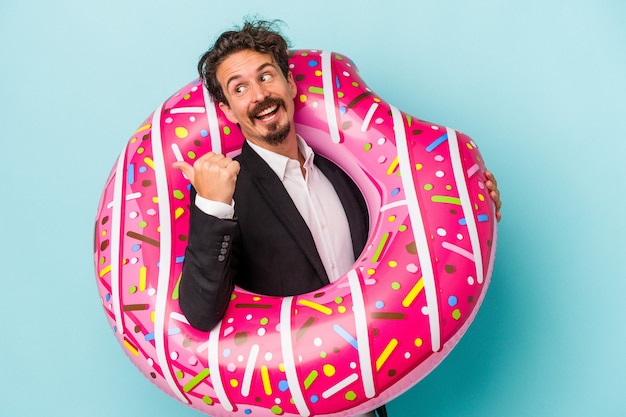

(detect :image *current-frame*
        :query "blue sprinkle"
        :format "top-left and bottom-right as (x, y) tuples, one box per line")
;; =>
(223, 348), (231, 358)
(448, 295), (458, 307)
(139, 166), (147, 173)
(376, 300), (385, 309)
(200, 129), (209, 137)
(426, 133), (449, 152)
(458, 218), (467, 226)
(310, 395), (319, 403)
(145, 332), (155, 341)
(308, 59), (319, 67)
(333, 324), (358, 350)
(128, 164), (135, 185)
(105, 293), (111, 302)
(278, 380), (289, 392)
(477, 214), (489, 222)
(340, 105), (347, 115)
(175, 256), (185, 263)
(131, 244), (141, 252)
(391, 187), (400, 196)
(335, 75), (340, 88)
(244, 410), (251, 415)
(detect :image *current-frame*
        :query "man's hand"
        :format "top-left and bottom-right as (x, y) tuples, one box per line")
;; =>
(485, 170), (502, 222)
(173, 152), (240, 204)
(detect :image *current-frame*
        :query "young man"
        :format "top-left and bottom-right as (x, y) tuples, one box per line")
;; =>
(174, 19), (501, 417)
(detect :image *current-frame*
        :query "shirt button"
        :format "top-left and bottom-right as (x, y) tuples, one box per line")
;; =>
(222, 241), (229, 248)
(218, 255), (225, 262)
(224, 235), (231, 242)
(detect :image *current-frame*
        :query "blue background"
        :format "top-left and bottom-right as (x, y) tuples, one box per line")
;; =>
(1, 0), (625, 415)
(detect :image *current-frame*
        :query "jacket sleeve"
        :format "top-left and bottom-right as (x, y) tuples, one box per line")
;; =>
(178, 188), (240, 332)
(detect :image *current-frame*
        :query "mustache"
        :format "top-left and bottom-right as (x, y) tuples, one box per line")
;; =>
(248, 97), (286, 121)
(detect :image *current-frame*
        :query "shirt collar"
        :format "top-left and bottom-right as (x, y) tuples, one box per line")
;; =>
(246, 135), (315, 181)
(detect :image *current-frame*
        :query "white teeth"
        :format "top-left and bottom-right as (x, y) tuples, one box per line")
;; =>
(257, 105), (278, 118)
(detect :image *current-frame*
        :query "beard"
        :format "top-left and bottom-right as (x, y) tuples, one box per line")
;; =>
(248, 97), (291, 146)
(262, 120), (291, 146)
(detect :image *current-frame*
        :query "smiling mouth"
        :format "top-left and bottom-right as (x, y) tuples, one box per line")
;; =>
(255, 105), (279, 121)
(250, 97), (285, 123)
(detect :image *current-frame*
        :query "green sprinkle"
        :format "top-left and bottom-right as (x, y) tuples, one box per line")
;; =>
(183, 368), (210, 392)
(304, 370), (318, 389)
(308, 86), (324, 95)
(371, 232), (389, 263)
(431, 196), (461, 205)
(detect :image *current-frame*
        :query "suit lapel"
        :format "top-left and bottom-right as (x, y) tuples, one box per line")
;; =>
(238, 142), (330, 285)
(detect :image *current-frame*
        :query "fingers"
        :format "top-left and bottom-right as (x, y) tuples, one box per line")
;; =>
(174, 152), (238, 203)
(172, 160), (194, 182)
(484, 170), (502, 222)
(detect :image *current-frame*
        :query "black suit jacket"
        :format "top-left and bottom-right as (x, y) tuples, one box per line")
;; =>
(179, 141), (369, 331)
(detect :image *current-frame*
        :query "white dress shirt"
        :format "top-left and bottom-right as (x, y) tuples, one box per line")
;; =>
(195, 136), (354, 282)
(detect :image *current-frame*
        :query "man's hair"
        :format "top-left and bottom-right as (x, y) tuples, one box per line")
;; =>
(198, 19), (291, 105)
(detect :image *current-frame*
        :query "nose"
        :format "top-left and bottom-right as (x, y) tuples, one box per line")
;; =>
(250, 81), (269, 102)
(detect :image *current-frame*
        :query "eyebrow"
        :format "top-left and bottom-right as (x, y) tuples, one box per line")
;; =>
(225, 62), (277, 91)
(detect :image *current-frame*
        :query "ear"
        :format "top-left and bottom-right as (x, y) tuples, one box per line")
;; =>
(287, 71), (297, 99)
(218, 101), (238, 124)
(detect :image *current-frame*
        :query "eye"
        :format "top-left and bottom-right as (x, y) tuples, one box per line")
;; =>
(234, 85), (247, 95)
(260, 72), (273, 83)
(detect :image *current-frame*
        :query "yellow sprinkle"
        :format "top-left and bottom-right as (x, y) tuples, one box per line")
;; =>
(253, 296), (261, 301)
(386, 156), (399, 176)
(99, 265), (111, 278)
(402, 277), (425, 308)
(376, 338), (398, 371)
(367, 268), (376, 276)
(388, 260), (398, 268)
(315, 70), (322, 76)
(261, 365), (272, 395)
(175, 126), (189, 138)
(298, 299), (333, 315)
(279, 363), (285, 372)
(151, 311), (155, 323)
(134, 124), (151, 133)
(478, 193), (485, 201)
(299, 94), (307, 102)
(175, 207), (184, 219)
(323, 364), (336, 377)
(415, 163), (423, 170)
(139, 266), (147, 292)
(144, 157), (155, 170)
(230, 379), (239, 388)
(123, 339), (139, 356)
(152, 197), (158, 204)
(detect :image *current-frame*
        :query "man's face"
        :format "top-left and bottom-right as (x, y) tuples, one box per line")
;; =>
(217, 49), (297, 147)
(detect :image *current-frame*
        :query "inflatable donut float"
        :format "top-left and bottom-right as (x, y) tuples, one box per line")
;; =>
(94, 50), (497, 416)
